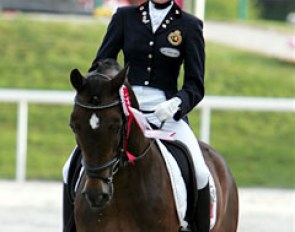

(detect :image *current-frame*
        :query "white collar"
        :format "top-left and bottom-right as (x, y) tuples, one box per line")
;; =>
(148, 1), (173, 33)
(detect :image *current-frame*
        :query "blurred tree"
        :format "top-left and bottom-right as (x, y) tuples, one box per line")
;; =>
(257, 0), (295, 21)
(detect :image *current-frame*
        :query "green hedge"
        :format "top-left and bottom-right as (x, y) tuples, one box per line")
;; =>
(204, 0), (295, 21)
(205, 0), (259, 21)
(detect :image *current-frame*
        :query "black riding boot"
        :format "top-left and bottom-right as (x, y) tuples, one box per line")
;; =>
(63, 147), (82, 232)
(63, 183), (76, 232)
(195, 183), (210, 232)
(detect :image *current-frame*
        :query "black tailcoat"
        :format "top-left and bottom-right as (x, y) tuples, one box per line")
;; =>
(90, 1), (205, 120)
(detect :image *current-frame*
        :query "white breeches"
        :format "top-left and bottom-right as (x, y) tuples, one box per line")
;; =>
(133, 86), (210, 189)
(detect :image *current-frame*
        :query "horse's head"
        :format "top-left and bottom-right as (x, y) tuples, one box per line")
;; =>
(69, 59), (129, 210)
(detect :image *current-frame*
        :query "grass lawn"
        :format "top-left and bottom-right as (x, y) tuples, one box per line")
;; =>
(0, 16), (294, 188)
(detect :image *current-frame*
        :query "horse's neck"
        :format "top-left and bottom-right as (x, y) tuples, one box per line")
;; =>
(126, 120), (148, 155)
(114, 123), (177, 228)
(91, 121), (177, 230)
(124, 121), (166, 180)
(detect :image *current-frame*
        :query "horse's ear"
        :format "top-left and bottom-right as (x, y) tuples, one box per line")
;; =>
(70, 69), (85, 91)
(111, 65), (129, 91)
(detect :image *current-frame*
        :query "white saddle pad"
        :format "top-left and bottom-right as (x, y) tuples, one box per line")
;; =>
(157, 140), (217, 230)
(156, 140), (189, 229)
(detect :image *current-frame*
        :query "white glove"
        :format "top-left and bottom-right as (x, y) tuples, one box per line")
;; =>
(154, 97), (182, 122)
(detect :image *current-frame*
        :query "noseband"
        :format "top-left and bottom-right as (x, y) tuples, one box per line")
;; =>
(81, 155), (121, 183)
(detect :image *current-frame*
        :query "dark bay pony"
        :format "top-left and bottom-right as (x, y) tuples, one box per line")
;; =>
(69, 60), (238, 232)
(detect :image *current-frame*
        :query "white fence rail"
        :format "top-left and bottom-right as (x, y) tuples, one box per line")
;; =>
(0, 89), (294, 182)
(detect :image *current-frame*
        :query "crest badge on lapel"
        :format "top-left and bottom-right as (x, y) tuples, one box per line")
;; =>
(168, 30), (182, 46)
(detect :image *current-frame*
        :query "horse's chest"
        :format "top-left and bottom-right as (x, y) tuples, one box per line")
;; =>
(78, 221), (176, 232)
(76, 206), (178, 232)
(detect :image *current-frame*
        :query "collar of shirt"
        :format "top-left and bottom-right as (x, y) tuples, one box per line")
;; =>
(149, 1), (174, 33)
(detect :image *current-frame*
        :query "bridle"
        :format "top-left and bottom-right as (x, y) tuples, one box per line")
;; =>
(73, 73), (152, 184)
(73, 72), (124, 183)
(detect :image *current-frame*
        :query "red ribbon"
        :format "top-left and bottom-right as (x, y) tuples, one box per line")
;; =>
(120, 85), (175, 165)
(121, 86), (136, 165)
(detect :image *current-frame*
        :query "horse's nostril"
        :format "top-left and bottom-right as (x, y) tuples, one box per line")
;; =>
(96, 193), (108, 203)
(102, 193), (110, 201)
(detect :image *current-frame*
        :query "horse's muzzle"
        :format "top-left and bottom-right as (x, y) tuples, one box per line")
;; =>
(82, 180), (113, 210)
